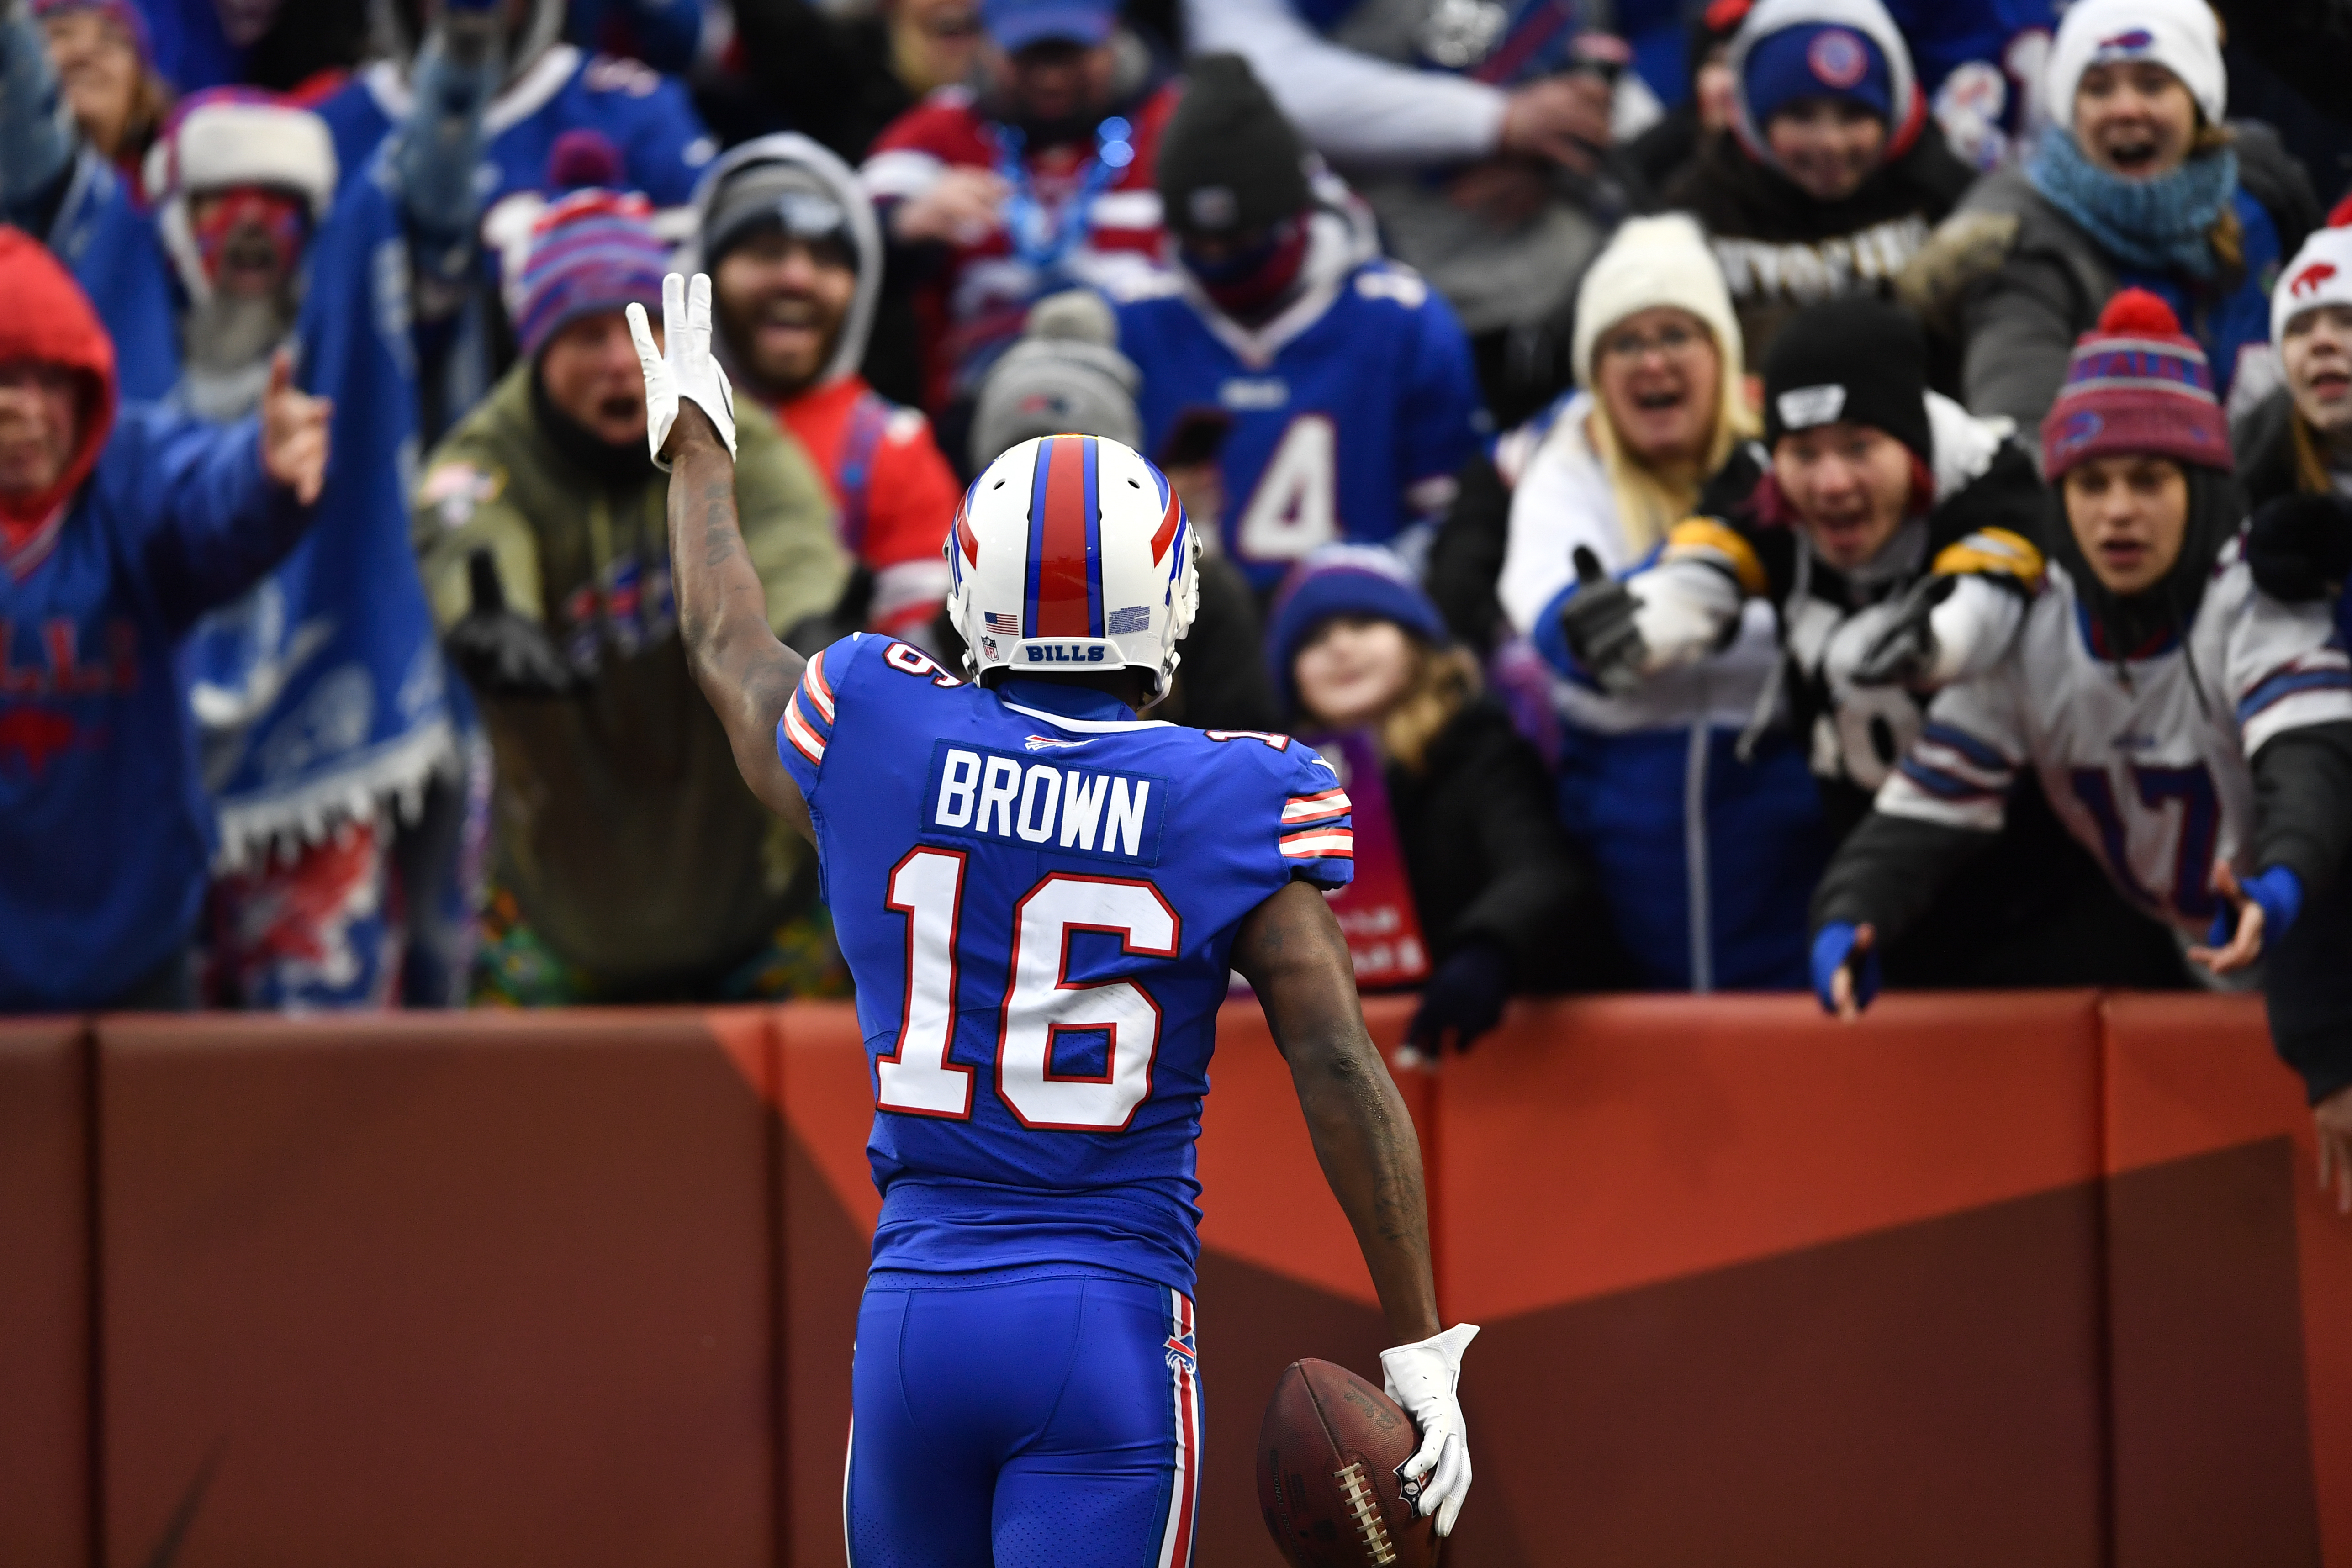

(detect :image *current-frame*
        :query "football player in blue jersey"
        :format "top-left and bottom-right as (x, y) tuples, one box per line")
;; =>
(631, 271), (1478, 1563)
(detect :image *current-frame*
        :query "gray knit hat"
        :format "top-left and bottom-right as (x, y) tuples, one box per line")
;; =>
(969, 291), (1144, 467)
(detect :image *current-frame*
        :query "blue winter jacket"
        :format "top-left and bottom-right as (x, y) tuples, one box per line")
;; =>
(0, 412), (313, 1010)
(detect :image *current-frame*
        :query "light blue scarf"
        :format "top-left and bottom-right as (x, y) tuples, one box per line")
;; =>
(2027, 129), (2237, 280)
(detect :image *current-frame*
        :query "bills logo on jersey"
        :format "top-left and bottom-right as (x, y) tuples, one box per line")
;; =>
(1024, 734), (1089, 751)
(926, 740), (1167, 863)
(1163, 1326), (1198, 1375)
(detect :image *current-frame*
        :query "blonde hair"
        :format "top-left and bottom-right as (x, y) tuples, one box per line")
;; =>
(2293, 406), (2335, 495)
(1586, 321), (1760, 556)
(1376, 641), (1481, 775)
(2192, 117), (2244, 280)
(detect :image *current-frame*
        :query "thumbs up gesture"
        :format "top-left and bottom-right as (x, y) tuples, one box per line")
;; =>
(1558, 544), (1648, 695)
(260, 348), (333, 506)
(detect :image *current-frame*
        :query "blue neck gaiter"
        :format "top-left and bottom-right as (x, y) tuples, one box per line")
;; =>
(2027, 129), (2237, 280)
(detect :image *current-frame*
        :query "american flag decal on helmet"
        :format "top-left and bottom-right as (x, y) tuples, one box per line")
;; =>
(1024, 435), (1105, 639)
(984, 611), (1020, 635)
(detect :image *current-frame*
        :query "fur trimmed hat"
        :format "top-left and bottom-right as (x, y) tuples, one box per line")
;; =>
(143, 88), (338, 304)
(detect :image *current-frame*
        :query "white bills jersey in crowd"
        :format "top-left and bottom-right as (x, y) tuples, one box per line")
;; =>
(1877, 541), (2352, 937)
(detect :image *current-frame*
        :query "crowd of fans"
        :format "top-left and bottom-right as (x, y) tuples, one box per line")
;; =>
(3, 0), (2352, 1177)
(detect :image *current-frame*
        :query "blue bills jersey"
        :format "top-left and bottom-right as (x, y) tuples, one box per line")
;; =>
(318, 47), (716, 211)
(1110, 259), (1487, 591)
(777, 634), (1355, 1294)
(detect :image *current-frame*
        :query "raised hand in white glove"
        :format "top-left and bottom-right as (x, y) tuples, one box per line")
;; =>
(626, 271), (737, 470)
(1379, 1322), (1478, 1536)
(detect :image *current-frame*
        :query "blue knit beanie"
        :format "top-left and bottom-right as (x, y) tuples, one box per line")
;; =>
(1743, 22), (1891, 126)
(1266, 544), (1448, 718)
(514, 189), (672, 362)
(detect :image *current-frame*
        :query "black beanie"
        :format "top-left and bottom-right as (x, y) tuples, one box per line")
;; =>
(1762, 296), (1933, 468)
(1156, 54), (1313, 239)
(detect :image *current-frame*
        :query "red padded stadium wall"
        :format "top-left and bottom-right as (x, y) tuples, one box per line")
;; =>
(1436, 993), (2112, 1566)
(2101, 993), (2352, 1568)
(92, 1010), (780, 1568)
(0, 1019), (91, 1568)
(3, 994), (2345, 1565)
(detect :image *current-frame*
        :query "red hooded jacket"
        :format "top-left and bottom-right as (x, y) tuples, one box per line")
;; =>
(0, 230), (118, 560)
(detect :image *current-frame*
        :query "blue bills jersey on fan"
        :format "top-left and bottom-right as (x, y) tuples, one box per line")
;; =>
(776, 633), (1354, 1294)
(1111, 259), (1486, 590)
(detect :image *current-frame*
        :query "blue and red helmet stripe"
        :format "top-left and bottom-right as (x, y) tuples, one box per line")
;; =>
(1024, 435), (1105, 639)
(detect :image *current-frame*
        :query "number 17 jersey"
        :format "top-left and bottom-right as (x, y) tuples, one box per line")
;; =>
(777, 634), (1354, 1295)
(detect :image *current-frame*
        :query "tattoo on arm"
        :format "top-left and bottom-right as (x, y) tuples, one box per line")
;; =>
(1236, 880), (1441, 1342)
(662, 429), (811, 831)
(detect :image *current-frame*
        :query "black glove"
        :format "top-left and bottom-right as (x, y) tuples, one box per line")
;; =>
(1850, 573), (1956, 687)
(1405, 941), (1512, 1054)
(1559, 545), (1647, 695)
(2246, 491), (2352, 603)
(443, 549), (580, 699)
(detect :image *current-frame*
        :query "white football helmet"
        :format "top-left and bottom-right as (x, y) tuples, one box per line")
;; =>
(946, 434), (1202, 703)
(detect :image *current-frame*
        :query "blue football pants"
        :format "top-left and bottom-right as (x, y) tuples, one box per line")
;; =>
(844, 1274), (1202, 1568)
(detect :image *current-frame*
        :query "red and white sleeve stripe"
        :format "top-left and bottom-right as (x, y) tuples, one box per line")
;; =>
(780, 648), (838, 768)
(1279, 825), (1354, 861)
(1280, 788), (1351, 827)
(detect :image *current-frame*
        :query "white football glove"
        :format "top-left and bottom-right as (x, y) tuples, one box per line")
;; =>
(626, 271), (736, 471)
(1379, 1321), (1478, 1536)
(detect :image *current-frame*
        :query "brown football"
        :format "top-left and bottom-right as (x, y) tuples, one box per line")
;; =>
(1258, 1357), (1438, 1568)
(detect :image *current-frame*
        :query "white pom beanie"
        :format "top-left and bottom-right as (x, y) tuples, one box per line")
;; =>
(2045, 0), (2227, 131)
(1571, 213), (1744, 390)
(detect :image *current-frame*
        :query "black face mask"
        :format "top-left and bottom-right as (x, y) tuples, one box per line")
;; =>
(2053, 465), (2244, 660)
(530, 364), (655, 489)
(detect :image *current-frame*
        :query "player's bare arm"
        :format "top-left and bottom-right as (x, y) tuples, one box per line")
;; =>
(630, 274), (814, 841)
(1235, 878), (1438, 1340)
(1233, 876), (1479, 1535)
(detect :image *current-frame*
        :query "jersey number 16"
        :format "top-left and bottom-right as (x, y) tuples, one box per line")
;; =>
(876, 848), (1181, 1132)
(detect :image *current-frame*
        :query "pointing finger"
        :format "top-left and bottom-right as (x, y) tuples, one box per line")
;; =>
(688, 271), (713, 348)
(267, 347), (295, 400)
(662, 272), (686, 348)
